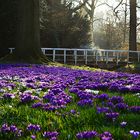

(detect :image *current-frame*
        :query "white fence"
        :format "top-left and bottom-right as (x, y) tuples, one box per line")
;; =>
(9, 48), (140, 65)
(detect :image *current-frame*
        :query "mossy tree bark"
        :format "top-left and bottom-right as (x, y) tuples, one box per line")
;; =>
(14, 0), (45, 62)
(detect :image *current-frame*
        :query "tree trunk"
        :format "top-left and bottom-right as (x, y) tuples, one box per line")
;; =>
(90, 0), (95, 47)
(129, 0), (137, 61)
(123, 0), (127, 43)
(14, 0), (44, 62)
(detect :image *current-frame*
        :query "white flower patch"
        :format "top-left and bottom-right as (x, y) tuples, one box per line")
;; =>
(8, 105), (13, 108)
(0, 89), (6, 93)
(11, 95), (15, 99)
(85, 89), (99, 95)
(125, 85), (134, 88)
(7, 86), (12, 91)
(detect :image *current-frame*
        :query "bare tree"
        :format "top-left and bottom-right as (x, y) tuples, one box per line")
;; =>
(74, 0), (108, 46)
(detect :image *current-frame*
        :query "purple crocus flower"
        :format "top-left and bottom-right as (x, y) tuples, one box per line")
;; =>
(130, 106), (140, 113)
(120, 122), (127, 127)
(0, 124), (10, 133)
(50, 137), (57, 140)
(31, 135), (36, 139)
(10, 125), (18, 133)
(17, 129), (23, 137)
(100, 131), (113, 140)
(130, 130), (140, 139)
(20, 93), (32, 103)
(70, 109), (76, 114)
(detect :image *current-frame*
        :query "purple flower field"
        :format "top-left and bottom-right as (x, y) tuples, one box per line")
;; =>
(0, 64), (140, 139)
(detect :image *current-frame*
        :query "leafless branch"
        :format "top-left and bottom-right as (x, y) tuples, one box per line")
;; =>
(71, 0), (89, 13)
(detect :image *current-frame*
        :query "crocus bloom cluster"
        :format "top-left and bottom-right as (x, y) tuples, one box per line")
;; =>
(100, 131), (113, 140)
(3, 93), (15, 99)
(115, 103), (128, 110)
(43, 131), (59, 140)
(43, 103), (60, 111)
(98, 94), (109, 101)
(97, 107), (110, 114)
(0, 124), (22, 137)
(109, 96), (124, 104)
(1, 124), (10, 133)
(32, 102), (43, 108)
(20, 93), (32, 103)
(77, 99), (93, 107)
(76, 131), (97, 139)
(0, 64), (140, 139)
(27, 124), (41, 131)
(129, 106), (140, 113)
(43, 89), (72, 110)
(105, 112), (119, 120)
(76, 91), (95, 100)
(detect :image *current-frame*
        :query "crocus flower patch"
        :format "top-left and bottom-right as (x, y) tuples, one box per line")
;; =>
(0, 64), (140, 139)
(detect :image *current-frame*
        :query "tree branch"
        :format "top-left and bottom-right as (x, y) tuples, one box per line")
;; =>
(71, 0), (89, 13)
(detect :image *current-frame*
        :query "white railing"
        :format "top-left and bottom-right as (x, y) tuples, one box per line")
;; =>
(9, 48), (140, 65)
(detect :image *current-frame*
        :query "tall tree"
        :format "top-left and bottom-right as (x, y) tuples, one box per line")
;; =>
(129, 0), (137, 51)
(76, 0), (108, 46)
(14, 0), (45, 62)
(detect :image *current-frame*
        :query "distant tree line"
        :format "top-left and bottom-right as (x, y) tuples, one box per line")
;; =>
(0, 0), (138, 62)
(0, 0), (91, 60)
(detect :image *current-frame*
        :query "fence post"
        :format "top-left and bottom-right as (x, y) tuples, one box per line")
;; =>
(96, 50), (98, 64)
(85, 50), (87, 65)
(106, 51), (109, 64)
(9, 48), (14, 54)
(116, 52), (119, 65)
(10, 49), (12, 54)
(42, 49), (45, 55)
(74, 50), (77, 65)
(113, 52), (115, 57)
(103, 51), (106, 61)
(53, 49), (56, 62)
(138, 52), (140, 62)
(84, 50), (86, 57)
(127, 51), (129, 63)
(64, 50), (66, 64)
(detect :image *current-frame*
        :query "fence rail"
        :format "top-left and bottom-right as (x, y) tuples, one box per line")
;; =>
(9, 48), (140, 65)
